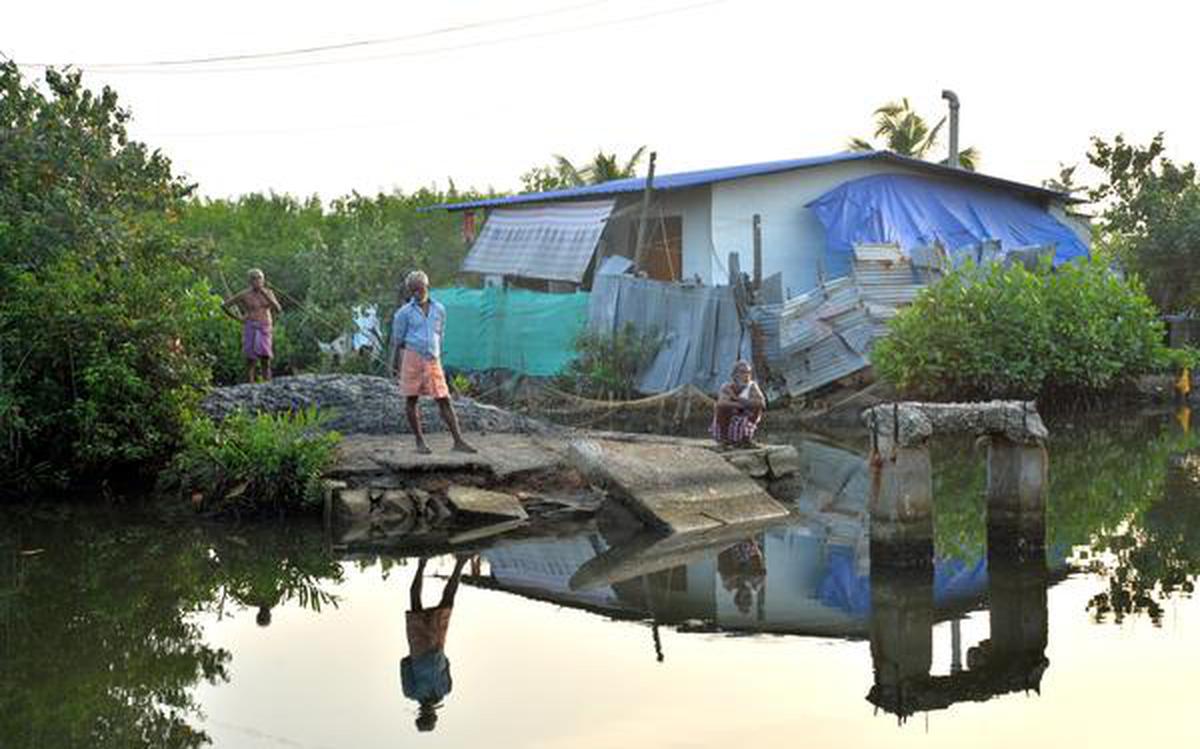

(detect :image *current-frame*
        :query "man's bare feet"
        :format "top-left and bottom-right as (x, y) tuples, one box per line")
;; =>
(452, 440), (478, 454)
(415, 443), (433, 455)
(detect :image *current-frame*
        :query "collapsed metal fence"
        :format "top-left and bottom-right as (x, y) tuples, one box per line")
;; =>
(749, 244), (936, 399)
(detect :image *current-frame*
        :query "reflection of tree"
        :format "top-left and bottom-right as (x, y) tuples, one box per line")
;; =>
(927, 413), (1200, 624)
(0, 511), (343, 747)
(931, 415), (1200, 560)
(209, 523), (344, 625)
(1087, 462), (1200, 624)
(0, 518), (228, 748)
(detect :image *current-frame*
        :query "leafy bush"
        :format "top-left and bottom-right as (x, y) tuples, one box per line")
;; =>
(560, 323), (662, 400)
(872, 258), (1168, 406)
(0, 64), (219, 491)
(162, 408), (341, 515)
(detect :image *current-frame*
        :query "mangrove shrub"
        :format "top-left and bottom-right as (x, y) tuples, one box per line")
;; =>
(0, 64), (220, 491)
(871, 258), (1167, 405)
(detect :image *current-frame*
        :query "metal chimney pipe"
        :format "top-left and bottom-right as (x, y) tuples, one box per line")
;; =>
(941, 89), (960, 169)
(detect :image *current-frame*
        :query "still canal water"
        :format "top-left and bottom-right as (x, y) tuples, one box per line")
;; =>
(2, 410), (1199, 748)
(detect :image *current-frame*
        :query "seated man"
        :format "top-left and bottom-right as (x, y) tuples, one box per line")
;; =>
(711, 360), (766, 448)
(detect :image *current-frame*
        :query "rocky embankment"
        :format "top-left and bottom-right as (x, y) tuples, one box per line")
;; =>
(201, 374), (554, 436)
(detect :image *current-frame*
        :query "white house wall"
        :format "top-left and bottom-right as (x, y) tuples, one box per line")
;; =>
(709, 160), (996, 297)
(597, 188), (714, 282)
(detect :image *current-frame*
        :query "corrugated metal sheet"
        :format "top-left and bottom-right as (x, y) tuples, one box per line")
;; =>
(853, 244), (904, 263)
(433, 151), (1074, 212)
(749, 243), (932, 398)
(781, 335), (868, 397)
(588, 274), (742, 394)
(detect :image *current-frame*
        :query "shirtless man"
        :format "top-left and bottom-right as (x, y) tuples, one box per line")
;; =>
(222, 268), (282, 383)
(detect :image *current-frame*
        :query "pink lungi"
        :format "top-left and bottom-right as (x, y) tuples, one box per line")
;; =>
(242, 320), (273, 360)
(399, 349), (450, 399)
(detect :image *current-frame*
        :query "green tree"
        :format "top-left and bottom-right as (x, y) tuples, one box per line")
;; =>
(174, 187), (479, 380)
(1087, 133), (1200, 313)
(521, 147), (647, 191)
(0, 63), (218, 491)
(849, 98), (979, 170)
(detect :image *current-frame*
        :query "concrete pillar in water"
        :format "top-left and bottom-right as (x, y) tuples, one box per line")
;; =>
(985, 438), (1048, 554)
(869, 446), (934, 567)
(866, 565), (934, 719)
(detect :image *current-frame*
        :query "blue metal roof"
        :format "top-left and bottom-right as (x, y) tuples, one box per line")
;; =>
(432, 150), (1074, 211)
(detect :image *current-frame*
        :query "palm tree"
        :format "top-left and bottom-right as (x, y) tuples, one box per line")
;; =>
(849, 98), (979, 171)
(553, 146), (648, 186)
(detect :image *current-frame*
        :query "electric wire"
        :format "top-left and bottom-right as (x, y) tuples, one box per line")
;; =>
(14, 1), (728, 76)
(17, 0), (615, 69)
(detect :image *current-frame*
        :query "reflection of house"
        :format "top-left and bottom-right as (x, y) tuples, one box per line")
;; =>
(436, 151), (1088, 298)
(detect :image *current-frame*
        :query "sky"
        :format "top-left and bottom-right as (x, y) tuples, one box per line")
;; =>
(6, 0), (1200, 201)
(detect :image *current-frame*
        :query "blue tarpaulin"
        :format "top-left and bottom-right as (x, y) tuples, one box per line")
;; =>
(807, 174), (1090, 279)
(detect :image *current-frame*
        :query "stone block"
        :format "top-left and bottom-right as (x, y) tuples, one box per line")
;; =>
(445, 485), (528, 520)
(765, 445), (801, 479)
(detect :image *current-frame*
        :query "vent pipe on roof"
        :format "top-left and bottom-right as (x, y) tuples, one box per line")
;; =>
(942, 90), (960, 169)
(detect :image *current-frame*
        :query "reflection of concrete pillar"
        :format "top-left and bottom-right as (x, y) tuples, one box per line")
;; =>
(982, 548), (1050, 694)
(987, 549), (1049, 663)
(867, 566), (934, 718)
(986, 438), (1047, 555)
(869, 447), (934, 567)
(950, 619), (963, 674)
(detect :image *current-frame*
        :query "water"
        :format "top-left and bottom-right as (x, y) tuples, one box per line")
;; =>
(2, 409), (1199, 748)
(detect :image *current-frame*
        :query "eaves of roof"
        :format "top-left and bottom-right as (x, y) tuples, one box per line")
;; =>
(430, 150), (1079, 212)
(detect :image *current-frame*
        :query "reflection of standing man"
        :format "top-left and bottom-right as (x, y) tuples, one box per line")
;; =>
(401, 556), (470, 733)
(222, 268), (282, 383)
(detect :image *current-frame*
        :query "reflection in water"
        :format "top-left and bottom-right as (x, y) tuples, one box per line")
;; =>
(0, 514), (342, 748)
(867, 548), (1049, 720)
(1, 412), (1199, 746)
(400, 555), (471, 733)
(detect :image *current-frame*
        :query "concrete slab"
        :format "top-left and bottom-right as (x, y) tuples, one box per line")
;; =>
(568, 439), (790, 534)
(330, 433), (562, 481)
(446, 485), (529, 520)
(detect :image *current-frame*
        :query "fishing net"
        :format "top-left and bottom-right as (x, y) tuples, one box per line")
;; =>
(490, 379), (717, 434)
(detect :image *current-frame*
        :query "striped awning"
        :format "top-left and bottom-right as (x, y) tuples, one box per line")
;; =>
(461, 199), (615, 283)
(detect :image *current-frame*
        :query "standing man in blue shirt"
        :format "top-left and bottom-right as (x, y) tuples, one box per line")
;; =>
(390, 270), (476, 454)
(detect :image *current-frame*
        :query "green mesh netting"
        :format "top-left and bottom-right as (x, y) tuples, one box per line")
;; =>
(436, 287), (589, 376)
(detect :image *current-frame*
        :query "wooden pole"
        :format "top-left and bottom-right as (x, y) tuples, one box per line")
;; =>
(752, 214), (762, 290)
(633, 151), (658, 272)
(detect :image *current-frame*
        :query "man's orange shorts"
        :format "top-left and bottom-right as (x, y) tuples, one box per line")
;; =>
(399, 349), (450, 399)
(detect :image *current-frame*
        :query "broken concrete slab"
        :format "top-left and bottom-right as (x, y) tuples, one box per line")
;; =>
(449, 518), (528, 545)
(329, 432), (563, 482)
(446, 485), (529, 520)
(568, 439), (790, 534)
(569, 517), (791, 591)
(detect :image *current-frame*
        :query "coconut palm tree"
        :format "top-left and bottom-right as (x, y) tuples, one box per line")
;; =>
(553, 146), (648, 186)
(849, 98), (979, 170)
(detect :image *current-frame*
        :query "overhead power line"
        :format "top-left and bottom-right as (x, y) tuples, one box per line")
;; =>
(19, 0), (614, 69)
(16, 0), (728, 76)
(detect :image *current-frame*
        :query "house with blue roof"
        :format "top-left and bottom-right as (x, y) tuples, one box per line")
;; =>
(435, 150), (1089, 299)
